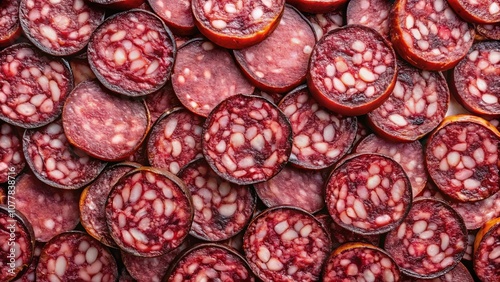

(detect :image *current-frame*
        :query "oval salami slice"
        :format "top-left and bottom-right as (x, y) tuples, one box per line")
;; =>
(202, 94), (292, 185)
(0, 123), (25, 183)
(286, 0), (347, 13)
(86, 0), (145, 9)
(306, 10), (344, 39)
(315, 213), (380, 248)
(473, 217), (500, 282)
(346, 0), (392, 38)
(477, 23), (500, 40)
(148, 0), (196, 35)
(14, 242), (44, 282)
(0, 43), (73, 128)
(307, 25), (397, 116)
(447, 0), (500, 24)
(144, 83), (181, 125)
(0, 0), (21, 47)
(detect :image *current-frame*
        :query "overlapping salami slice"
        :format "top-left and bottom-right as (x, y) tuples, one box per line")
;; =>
(144, 83), (181, 125)
(0, 123), (25, 183)
(87, 9), (176, 97)
(148, 0), (196, 35)
(62, 80), (149, 162)
(0, 43), (73, 128)
(202, 94), (292, 185)
(286, 0), (347, 13)
(473, 217), (500, 282)
(347, 0), (391, 38)
(69, 58), (96, 86)
(233, 6), (316, 93)
(477, 23), (500, 40)
(306, 11), (344, 39)
(425, 115), (500, 202)
(0, 0), (21, 47)
(87, 0), (145, 9)
(308, 25), (397, 116)
(191, 0), (285, 49)
(447, 0), (500, 24)
(14, 242), (44, 282)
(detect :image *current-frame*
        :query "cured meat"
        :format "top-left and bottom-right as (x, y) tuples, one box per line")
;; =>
(385, 198), (467, 279)
(19, 0), (105, 56)
(322, 242), (401, 281)
(86, 0), (145, 9)
(355, 134), (428, 197)
(347, 0), (392, 38)
(178, 158), (256, 241)
(425, 115), (500, 202)
(464, 230), (476, 261)
(402, 262), (474, 281)
(0, 0), (21, 47)
(315, 213), (380, 248)
(326, 153), (412, 235)
(0, 123), (25, 183)
(147, 108), (203, 174)
(243, 206), (331, 281)
(166, 243), (255, 281)
(13, 242), (44, 282)
(202, 94), (292, 185)
(306, 10), (344, 39)
(144, 83), (181, 125)
(477, 23), (500, 40)
(233, 6), (316, 93)
(0, 43), (73, 128)
(118, 269), (135, 282)
(80, 162), (139, 247)
(125, 143), (149, 165)
(171, 39), (254, 117)
(105, 167), (193, 257)
(286, 0), (348, 13)
(69, 58), (96, 86)
(473, 217), (500, 282)
(0, 205), (35, 282)
(254, 89), (284, 105)
(367, 61), (450, 141)
(87, 9), (176, 97)
(14, 173), (80, 242)
(390, 0), (474, 71)
(352, 119), (371, 148)
(191, 0), (285, 49)
(148, 0), (196, 35)
(308, 25), (397, 116)
(221, 230), (245, 252)
(23, 119), (107, 189)
(62, 80), (149, 162)
(450, 41), (500, 117)
(447, 0), (500, 24)
(278, 85), (357, 169)
(36, 231), (118, 281)
(0, 187), (5, 204)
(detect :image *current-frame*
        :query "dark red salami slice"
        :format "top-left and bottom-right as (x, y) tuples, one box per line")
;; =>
(144, 83), (181, 125)
(19, 0), (105, 56)
(69, 58), (96, 86)
(147, 108), (203, 174)
(384, 198), (467, 279)
(192, 0), (285, 49)
(322, 242), (401, 282)
(86, 0), (145, 10)
(243, 206), (331, 282)
(62, 80), (149, 162)
(447, 0), (500, 24)
(172, 39), (255, 117)
(178, 158), (256, 241)
(105, 167), (193, 257)
(148, 0), (196, 35)
(306, 10), (344, 39)
(13, 242), (44, 282)
(0, 123), (25, 183)
(425, 115), (500, 202)
(0, 43), (73, 128)
(308, 25), (397, 116)
(278, 85), (357, 169)
(87, 9), (176, 97)
(233, 6), (316, 93)
(286, 0), (347, 13)
(473, 217), (500, 282)
(202, 94), (292, 185)
(477, 23), (500, 40)
(0, 0), (21, 47)
(450, 41), (500, 117)
(355, 134), (428, 197)
(36, 231), (118, 281)
(347, 0), (392, 38)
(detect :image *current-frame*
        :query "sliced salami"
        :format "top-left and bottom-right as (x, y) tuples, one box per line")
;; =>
(464, 230), (477, 261)
(62, 80), (149, 162)
(346, 0), (392, 38)
(315, 213), (380, 248)
(202, 94), (292, 185)
(13, 242), (44, 282)
(125, 143), (149, 165)
(352, 119), (371, 148)
(306, 10), (344, 39)
(148, 0), (196, 35)
(0, 0), (21, 47)
(286, 0), (347, 13)
(410, 262), (474, 281)
(171, 39), (255, 117)
(144, 83), (181, 125)
(254, 89), (284, 105)
(308, 25), (397, 116)
(447, 0), (500, 24)
(473, 217), (500, 282)
(0, 43), (73, 128)
(86, 0), (145, 9)
(0, 123), (25, 183)
(477, 23), (500, 40)
(69, 58), (96, 86)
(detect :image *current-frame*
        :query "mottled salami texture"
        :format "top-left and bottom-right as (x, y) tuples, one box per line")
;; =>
(69, 58), (96, 86)
(144, 83), (181, 125)
(148, 0), (196, 35)
(473, 217), (500, 282)
(286, 0), (347, 13)
(315, 213), (380, 248)
(306, 10), (344, 39)
(477, 23), (500, 40)
(13, 242), (43, 282)
(447, 0), (500, 24)
(0, 123), (25, 183)
(0, 0), (21, 47)
(347, 0), (391, 38)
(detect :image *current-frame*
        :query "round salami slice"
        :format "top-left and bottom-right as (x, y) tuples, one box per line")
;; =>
(450, 41), (500, 117)
(306, 10), (344, 39)
(390, 0), (474, 71)
(148, 0), (196, 35)
(286, 0), (347, 13)
(384, 198), (467, 279)
(36, 231), (118, 282)
(346, 0), (392, 38)
(19, 0), (105, 56)
(171, 39), (255, 117)
(62, 80), (149, 162)
(473, 217), (500, 282)
(0, 43), (73, 128)
(144, 83), (181, 125)
(69, 58), (96, 86)
(0, 0), (21, 47)
(0, 123), (25, 183)
(315, 213), (380, 248)
(105, 167), (193, 257)
(178, 158), (256, 242)
(202, 94), (292, 185)
(326, 153), (412, 235)
(87, 9), (176, 97)
(243, 206), (331, 282)
(0, 205), (35, 282)
(147, 108), (204, 174)
(322, 242), (401, 281)
(307, 25), (397, 116)
(425, 115), (500, 202)
(477, 23), (500, 40)
(191, 0), (285, 49)
(233, 6), (316, 93)
(278, 85), (357, 169)
(447, 0), (500, 24)
(13, 242), (44, 282)
(86, 0), (145, 9)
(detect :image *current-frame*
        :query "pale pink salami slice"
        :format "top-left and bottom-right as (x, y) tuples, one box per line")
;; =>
(347, 0), (391, 38)
(148, 0), (196, 35)
(306, 10), (344, 39)
(447, 0), (500, 24)
(0, 0), (21, 47)
(473, 217), (500, 282)
(144, 83), (181, 125)
(0, 123), (25, 183)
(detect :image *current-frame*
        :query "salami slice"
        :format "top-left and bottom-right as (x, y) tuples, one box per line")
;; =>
(147, 108), (204, 174)
(0, 43), (73, 128)
(450, 41), (500, 117)
(346, 0), (392, 38)
(306, 10), (344, 39)
(191, 0), (285, 49)
(403, 262), (474, 281)
(286, 0), (348, 13)
(144, 83), (181, 125)
(171, 39), (255, 117)
(473, 217), (500, 282)
(0, 0), (21, 47)
(322, 242), (401, 281)
(148, 0), (196, 35)
(233, 6), (316, 93)
(86, 0), (145, 10)
(69, 58), (96, 86)
(425, 115), (500, 202)
(202, 94), (292, 185)
(13, 242), (44, 282)
(105, 167), (193, 257)
(477, 23), (500, 40)
(447, 0), (500, 24)
(62, 80), (149, 162)
(36, 231), (118, 281)
(87, 9), (176, 97)
(307, 25), (397, 116)
(0, 123), (25, 183)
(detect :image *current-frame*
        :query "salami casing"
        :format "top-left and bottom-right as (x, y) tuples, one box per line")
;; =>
(473, 217), (500, 282)
(447, 0), (500, 24)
